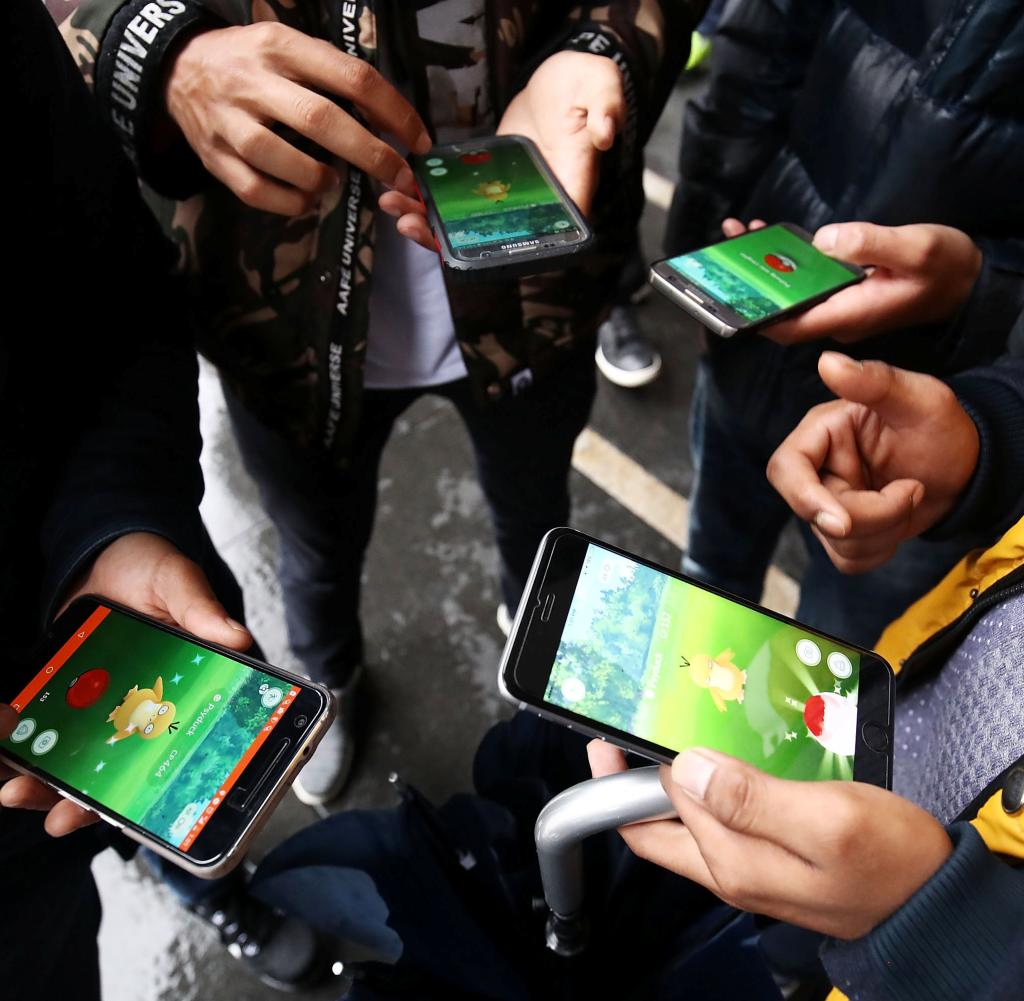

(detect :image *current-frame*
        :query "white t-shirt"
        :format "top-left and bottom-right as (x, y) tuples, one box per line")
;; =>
(363, 206), (467, 389)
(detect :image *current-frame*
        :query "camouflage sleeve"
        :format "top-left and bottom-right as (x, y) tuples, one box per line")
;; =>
(61, 0), (225, 198)
(557, 1), (702, 172)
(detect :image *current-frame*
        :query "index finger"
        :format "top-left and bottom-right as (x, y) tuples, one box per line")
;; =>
(276, 38), (431, 154)
(766, 410), (852, 535)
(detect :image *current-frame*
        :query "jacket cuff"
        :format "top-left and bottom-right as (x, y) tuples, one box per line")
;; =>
(561, 25), (641, 177)
(42, 512), (205, 625)
(941, 245), (1024, 370)
(926, 354), (1024, 540)
(95, 0), (218, 198)
(821, 823), (1024, 1001)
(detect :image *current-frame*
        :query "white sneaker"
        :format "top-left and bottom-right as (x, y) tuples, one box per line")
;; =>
(496, 603), (513, 637)
(293, 668), (361, 806)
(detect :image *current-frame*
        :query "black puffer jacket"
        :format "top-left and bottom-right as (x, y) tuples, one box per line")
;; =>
(666, 0), (1024, 417)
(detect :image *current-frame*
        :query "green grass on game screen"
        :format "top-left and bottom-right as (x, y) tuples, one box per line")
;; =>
(543, 546), (862, 781)
(2, 609), (288, 846)
(666, 224), (856, 323)
(423, 142), (576, 249)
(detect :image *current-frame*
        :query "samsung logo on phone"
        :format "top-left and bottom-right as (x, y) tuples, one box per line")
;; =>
(500, 238), (541, 250)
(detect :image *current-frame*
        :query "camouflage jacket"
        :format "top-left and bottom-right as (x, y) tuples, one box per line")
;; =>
(60, 0), (696, 461)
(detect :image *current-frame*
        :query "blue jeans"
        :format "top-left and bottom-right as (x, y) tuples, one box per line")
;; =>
(684, 357), (989, 647)
(226, 350), (596, 688)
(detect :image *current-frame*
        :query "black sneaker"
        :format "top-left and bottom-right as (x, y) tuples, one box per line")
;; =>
(191, 885), (339, 991)
(596, 306), (662, 388)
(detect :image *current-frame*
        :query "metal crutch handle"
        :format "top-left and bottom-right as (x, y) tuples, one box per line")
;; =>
(534, 765), (674, 955)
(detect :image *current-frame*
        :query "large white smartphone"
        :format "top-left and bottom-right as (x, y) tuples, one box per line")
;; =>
(500, 529), (893, 788)
(1, 596), (334, 878)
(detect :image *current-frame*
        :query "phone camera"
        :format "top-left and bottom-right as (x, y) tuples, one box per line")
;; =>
(293, 715), (308, 729)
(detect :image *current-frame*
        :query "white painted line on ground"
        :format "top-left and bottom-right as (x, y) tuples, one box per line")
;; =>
(571, 427), (799, 617)
(643, 168), (675, 211)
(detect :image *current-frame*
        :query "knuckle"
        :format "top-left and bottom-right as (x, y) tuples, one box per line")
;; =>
(296, 95), (330, 134)
(842, 223), (870, 259)
(235, 175), (266, 208)
(365, 141), (396, 177)
(339, 57), (374, 93)
(250, 19), (285, 51)
(234, 126), (266, 162)
(713, 771), (760, 835)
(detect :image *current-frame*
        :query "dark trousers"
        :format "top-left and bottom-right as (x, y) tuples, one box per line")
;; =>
(226, 350), (597, 689)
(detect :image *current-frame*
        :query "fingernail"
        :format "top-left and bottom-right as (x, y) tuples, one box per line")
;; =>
(814, 224), (839, 253)
(814, 510), (846, 536)
(672, 749), (717, 799)
(225, 617), (248, 633)
(414, 132), (432, 155)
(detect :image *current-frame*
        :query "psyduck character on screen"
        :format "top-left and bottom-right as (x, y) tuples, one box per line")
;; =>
(688, 650), (747, 713)
(107, 677), (177, 742)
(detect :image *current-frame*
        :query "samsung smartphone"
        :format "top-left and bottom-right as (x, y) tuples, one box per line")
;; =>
(0, 597), (333, 877)
(649, 222), (866, 337)
(411, 134), (593, 279)
(500, 529), (894, 788)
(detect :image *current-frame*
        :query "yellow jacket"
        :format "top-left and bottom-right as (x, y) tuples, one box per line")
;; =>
(827, 515), (1024, 1001)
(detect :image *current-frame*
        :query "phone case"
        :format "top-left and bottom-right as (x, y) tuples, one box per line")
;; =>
(413, 135), (593, 281)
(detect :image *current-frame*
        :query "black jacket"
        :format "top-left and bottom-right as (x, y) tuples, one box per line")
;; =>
(667, 0), (1024, 402)
(1, 0), (207, 700)
(1, 6), (216, 999)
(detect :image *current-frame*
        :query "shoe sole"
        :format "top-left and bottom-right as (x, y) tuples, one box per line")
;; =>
(595, 345), (663, 388)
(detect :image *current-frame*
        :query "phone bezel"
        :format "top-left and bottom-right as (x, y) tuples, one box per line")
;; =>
(411, 134), (594, 278)
(0, 596), (334, 876)
(649, 222), (867, 336)
(500, 528), (893, 789)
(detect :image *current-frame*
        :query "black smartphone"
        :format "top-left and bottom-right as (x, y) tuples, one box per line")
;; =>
(411, 134), (593, 279)
(500, 529), (893, 788)
(649, 222), (866, 337)
(0, 596), (333, 877)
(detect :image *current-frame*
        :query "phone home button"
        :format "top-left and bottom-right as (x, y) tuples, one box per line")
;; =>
(861, 721), (889, 754)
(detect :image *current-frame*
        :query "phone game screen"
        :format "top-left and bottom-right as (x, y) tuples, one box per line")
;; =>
(665, 223), (857, 323)
(2, 605), (301, 852)
(420, 141), (579, 250)
(543, 546), (862, 781)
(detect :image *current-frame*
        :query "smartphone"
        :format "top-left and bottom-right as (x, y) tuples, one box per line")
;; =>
(500, 529), (894, 788)
(411, 134), (593, 279)
(0, 596), (333, 878)
(649, 222), (866, 337)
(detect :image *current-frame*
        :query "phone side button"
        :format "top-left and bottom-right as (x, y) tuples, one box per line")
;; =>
(861, 721), (889, 754)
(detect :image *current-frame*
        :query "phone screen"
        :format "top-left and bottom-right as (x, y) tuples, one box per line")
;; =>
(419, 140), (580, 251)
(2, 604), (302, 854)
(664, 224), (858, 324)
(538, 544), (863, 781)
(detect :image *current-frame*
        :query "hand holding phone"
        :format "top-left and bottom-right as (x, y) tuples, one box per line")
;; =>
(1, 598), (333, 876)
(500, 529), (894, 788)
(409, 135), (593, 279)
(589, 740), (951, 940)
(383, 51), (621, 252)
(650, 222), (866, 337)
